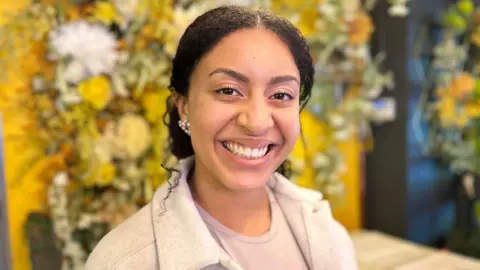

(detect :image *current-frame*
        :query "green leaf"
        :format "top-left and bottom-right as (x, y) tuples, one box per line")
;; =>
(457, 0), (475, 17)
(444, 9), (468, 31)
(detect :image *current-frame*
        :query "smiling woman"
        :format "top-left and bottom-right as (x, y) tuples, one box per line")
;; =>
(86, 5), (357, 270)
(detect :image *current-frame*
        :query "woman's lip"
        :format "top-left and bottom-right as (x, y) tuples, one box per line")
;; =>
(219, 139), (277, 149)
(218, 141), (276, 167)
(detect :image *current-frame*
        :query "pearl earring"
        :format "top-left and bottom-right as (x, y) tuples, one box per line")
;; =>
(178, 119), (191, 136)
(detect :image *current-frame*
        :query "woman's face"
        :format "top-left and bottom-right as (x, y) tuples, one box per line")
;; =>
(177, 28), (301, 192)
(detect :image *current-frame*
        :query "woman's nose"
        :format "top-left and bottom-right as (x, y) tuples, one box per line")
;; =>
(236, 97), (274, 135)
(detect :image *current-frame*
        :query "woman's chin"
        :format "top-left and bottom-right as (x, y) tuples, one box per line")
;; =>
(214, 163), (277, 193)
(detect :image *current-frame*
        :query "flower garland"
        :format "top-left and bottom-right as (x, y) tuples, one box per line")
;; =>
(275, 0), (400, 199)
(0, 0), (404, 268)
(416, 0), (480, 183)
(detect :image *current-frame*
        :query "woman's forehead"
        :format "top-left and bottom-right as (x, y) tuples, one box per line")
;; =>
(194, 28), (299, 78)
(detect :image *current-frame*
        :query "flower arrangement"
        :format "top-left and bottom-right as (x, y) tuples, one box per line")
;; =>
(413, 0), (480, 256)
(2, 0), (211, 267)
(275, 0), (398, 199)
(417, 0), (480, 180)
(0, 0), (403, 268)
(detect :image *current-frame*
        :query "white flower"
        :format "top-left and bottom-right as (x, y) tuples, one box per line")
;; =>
(114, 0), (140, 20)
(333, 129), (351, 141)
(111, 72), (129, 97)
(335, 159), (347, 174)
(77, 214), (96, 229)
(124, 162), (145, 181)
(325, 182), (344, 196)
(61, 88), (83, 104)
(105, 114), (152, 160)
(53, 172), (69, 187)
(32, 75), (47, 92)
(388, 4), (409, 17)
(317, 3), (337, 19)
(163, 4), (208, 57)
(62, 242), (86, 267)
(344, 45), (370, 60)
(341, 0), (359, 21)
(328, 113), (346, 128)
(94, 137), (113, 163)
(463, 174), (476, 199)
(64, 60), (87, 83)
(49, 21), (119, 76)
(366, 85), (383, 99)
(291, 158), (306, 171)
(313, 154), (330, 169)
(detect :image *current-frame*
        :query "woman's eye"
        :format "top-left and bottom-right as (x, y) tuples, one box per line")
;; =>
(271, 92), (293, 101)
(216, 88), (240, 96)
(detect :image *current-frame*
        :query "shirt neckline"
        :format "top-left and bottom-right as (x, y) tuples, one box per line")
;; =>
(195, 187), (279, 244)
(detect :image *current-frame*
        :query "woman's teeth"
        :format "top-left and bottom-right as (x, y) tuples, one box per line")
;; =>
(223, 142), (270, 159)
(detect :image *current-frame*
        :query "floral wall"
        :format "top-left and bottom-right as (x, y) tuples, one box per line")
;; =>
(0, 0), (386, 269)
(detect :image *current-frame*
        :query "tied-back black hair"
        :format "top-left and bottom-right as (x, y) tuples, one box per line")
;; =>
(164, 5), (314, 178)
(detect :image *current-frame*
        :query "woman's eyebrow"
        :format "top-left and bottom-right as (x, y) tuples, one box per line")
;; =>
(209, 67), (300, 86)
(209, 68), (249, 83)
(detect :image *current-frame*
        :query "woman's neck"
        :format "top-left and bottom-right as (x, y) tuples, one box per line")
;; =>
(189, 166), (271, 236)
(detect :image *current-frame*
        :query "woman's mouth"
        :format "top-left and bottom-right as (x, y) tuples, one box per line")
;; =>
(221, 141), (275, 160)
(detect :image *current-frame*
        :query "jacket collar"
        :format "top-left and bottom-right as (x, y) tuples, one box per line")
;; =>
(150, 157), (226, 270)
(150, 156), (331, 270)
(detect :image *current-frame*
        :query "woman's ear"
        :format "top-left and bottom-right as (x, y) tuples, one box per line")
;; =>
(175, 94), (189, 120)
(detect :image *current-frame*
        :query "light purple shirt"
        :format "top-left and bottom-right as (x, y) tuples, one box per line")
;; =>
(196, 187), (310, 270)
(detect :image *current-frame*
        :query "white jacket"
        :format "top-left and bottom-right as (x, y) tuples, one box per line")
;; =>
(85, 157), (358, 270)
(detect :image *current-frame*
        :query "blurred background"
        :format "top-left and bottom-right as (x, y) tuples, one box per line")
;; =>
(1, 0), (480, 269)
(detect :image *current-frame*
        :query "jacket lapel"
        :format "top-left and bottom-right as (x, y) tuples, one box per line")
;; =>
(150, 158), (225, 270)
(270, 173), (339, 270)
(302, 200), (340, 270)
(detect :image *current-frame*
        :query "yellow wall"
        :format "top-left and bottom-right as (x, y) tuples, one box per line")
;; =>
(334, 137), (362, 230)
(293, 112), (362, 231)
(1, 2), (53, 270)
(0, 1), (362, 270)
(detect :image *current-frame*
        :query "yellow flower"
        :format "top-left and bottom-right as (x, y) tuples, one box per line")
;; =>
(63, 103), (93, 125)
(472, 27), (480, 47)
(436, 89), (456, 127)
(140, 24), (155, 40)
(466, 102), (480, 118)
(78, 76), (112, 110)
(97, 163), (116, 186)
(162, 4), (205, 57)
(146, 157), (168, 188)
(451, 72), (476, 100)
(436, 89), (470, 128)
(91, 2), (123, 25)
(36, 94), (55, 114)
(271, 0), (320, 38)
(82, 162), (116, 187)
(138, 0), (173, 22)
(142, 90), (169, 123)
(66, 8), (82, 21)
(348, 12), (374, 45)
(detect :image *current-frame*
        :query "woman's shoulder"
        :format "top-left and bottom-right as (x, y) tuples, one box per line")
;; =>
(85, 204), (157, 269)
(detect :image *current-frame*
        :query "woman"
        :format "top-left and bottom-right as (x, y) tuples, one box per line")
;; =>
(86, 5), (357, 270)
